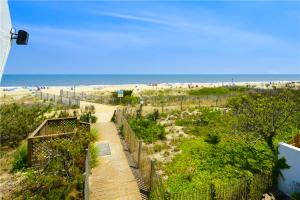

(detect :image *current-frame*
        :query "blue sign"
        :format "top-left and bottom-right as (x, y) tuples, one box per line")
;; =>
(117, 90), (124, 97)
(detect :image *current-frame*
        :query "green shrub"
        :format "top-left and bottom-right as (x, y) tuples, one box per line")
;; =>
(80, 113), (97, 123)
(89, 143), (99, 168)
(112, 90), (140, 105)
(11, 143), (27, 172)
(15, 128), (97, 199)
(188, 86), (250, 96)
(129, 117), (166, 143)
(146, 110), (160, 121)
(189, 87), (231, 96)
(0, 103), (51, 147)
(205, 132), (220, 144)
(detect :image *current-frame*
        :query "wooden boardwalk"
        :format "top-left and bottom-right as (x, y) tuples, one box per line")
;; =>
(90, 122), (141, 200)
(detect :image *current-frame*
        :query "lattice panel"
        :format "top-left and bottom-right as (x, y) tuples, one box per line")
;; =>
(28, 118), (91, 167)
(29, 134), (73, 167)
(46, 118), (77, 135)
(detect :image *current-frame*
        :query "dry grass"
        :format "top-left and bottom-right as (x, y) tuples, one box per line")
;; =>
(0, 146), (24, 200)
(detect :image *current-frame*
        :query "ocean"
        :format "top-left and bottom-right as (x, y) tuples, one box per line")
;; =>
(1, 74), (299, 87)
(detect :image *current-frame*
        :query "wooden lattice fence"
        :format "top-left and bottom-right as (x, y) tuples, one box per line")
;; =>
(27, 117), (90, 167)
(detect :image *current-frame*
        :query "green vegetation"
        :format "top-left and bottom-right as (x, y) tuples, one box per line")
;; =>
(80, 113), (97, 123)
(159, 88), (299, 193)
(228, 89), (300, 185)
(11, 142), (28, 172)
(1, 99), (98, 199)
(128, 112), (166, 143)
(80, 105), (97, 123)
(188, 86), (250, 96)
(0, 103), (51, 147)
(14, 129), (97, 200)
(112, 90), (140, 105)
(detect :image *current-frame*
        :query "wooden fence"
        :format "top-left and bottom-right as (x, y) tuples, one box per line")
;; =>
(60, 90), (115, 105)
(113, 108), (273, 200)
(151, 173), (272, 200)
(114, 108), (153, 187)
(35, 91), (80, 107)
(59, 89), (231, 108)
(27, 117), (90, 167)
(84, 146), (91, 200)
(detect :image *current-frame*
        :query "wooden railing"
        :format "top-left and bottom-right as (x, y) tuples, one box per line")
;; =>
(27, 117), (90, 167)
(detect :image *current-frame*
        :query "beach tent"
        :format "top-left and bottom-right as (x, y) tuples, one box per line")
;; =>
(0, 0), (12, 82)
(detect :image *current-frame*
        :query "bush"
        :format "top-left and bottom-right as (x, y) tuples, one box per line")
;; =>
(147, 110), (160, 121)
(189, 87), (231, 96)
(89, 143), (99, 168)
(0, 103), (51, 147)
(205, 132), (220, 144)
(11, 143), (27, 172)
(129, 117), (166, 143)
(111, 90), (140, 105)
(188, 86), (250, 96)
(15, 129), (97, 199)
(80, 113), (97, 123)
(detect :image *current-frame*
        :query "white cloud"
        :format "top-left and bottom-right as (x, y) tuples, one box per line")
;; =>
(21, 25), (155, 50)
(94, 12), (168, 25)
(91, 9), (291, 49)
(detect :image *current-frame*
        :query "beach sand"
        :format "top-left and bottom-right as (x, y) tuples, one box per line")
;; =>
(1, 81), (299, 103)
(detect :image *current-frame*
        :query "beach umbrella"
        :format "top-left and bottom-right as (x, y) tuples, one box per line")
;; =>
(0, 0), (29, 82)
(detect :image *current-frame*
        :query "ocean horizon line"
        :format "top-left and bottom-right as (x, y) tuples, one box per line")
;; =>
(3, 73), (300, 75)
(1, 74), (299, 87)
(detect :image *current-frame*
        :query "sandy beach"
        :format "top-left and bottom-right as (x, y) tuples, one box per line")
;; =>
(0, 81), (299, 102)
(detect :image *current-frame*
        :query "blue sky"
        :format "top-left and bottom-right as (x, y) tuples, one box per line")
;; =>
(4, 1), (300, 74)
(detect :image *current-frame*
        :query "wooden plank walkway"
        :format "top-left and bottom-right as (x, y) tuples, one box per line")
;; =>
(90, 122), (142, 200)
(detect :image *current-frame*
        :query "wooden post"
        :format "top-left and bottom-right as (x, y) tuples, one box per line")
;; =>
(27, 138), (33, 167)
(180, 96), (183, 111)
(245, 176), (251, 200)
(150, 159), (155, 191)
(137, 140), (142, 168)
(210, 183), (216, 200)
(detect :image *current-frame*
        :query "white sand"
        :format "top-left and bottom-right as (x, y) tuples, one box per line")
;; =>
(1, 81), (299, 102)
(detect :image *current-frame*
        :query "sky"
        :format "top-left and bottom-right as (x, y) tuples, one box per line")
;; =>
(4, 1), (300, 74)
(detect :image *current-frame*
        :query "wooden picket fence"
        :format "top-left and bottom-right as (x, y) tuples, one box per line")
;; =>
(60, 90), (116, 105)
(35, 91), (80, 107)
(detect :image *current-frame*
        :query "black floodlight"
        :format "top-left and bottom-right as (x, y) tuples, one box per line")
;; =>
(16, 30), (29, 45)
(11, 29), (29, 45)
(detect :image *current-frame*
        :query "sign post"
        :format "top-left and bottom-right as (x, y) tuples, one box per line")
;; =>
(117, 90), (124, 104)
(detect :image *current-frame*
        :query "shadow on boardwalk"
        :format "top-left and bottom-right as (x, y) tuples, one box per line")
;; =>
(119, 133), (149, 200)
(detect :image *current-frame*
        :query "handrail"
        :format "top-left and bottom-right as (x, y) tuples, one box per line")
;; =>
(30, 132), (74, 139)
(28, 119), (48, 138)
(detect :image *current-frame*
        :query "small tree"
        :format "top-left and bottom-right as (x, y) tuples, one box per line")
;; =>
(0, 103), (51, 147)
(228, 89), (299, 184)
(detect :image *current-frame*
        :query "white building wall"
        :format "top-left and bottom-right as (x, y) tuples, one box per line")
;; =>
(278, 142), (300, 196)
